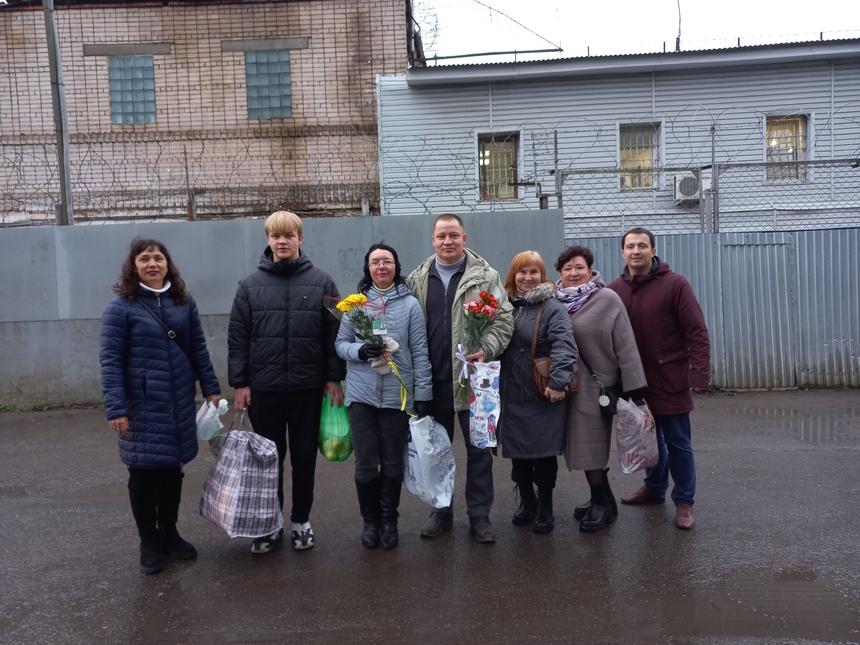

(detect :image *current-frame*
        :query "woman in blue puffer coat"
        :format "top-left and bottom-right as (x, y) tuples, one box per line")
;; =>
(335, 243), (432, 550)
(100, 238), (220, 575)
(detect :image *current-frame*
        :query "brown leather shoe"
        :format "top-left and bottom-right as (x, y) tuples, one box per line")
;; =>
(675, 502), (695, 530)
(620, 485), (665, 505)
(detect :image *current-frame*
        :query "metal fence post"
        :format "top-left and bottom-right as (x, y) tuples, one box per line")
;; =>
(712, 162), (720, 233)
(43, 0), (74, 225)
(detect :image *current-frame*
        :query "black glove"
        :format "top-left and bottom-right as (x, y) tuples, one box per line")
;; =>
(624, 387), (647, 406)
(413, 400), (433, 419)
(357, 343), (385, 360)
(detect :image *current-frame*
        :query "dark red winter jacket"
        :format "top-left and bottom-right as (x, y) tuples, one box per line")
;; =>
(608, 259), (710, 415)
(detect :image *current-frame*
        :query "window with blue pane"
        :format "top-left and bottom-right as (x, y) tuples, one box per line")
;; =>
(245, 50), (292, 120)
(108, 55), (156, 125)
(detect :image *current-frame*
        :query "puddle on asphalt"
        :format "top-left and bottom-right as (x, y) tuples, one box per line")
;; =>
(665, 567), (860, 640)
(724, 405), (860, 445)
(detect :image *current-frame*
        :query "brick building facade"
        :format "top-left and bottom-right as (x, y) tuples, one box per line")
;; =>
(0, 0), (406, 223)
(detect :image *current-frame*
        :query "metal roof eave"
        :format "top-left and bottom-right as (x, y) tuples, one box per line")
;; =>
(405, 40), (860, 87)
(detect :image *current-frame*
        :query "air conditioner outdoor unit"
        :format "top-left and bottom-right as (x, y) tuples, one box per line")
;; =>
(674, 170), (712, 204)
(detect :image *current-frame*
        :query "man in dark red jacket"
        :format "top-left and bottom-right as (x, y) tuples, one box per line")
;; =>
(608, 227), (710, 530)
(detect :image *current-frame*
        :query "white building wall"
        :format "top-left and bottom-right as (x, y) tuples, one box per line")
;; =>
(377, 57), (860, 235)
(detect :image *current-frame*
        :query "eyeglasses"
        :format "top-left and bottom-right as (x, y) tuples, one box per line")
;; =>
(369, 260), (395, 268)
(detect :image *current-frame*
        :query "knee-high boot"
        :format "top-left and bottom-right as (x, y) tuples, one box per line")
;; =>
(128, 469), (167, 574)
(157, 470), (197, 559)
(355, 477), (381, 548)
(379, 476), (402, 550)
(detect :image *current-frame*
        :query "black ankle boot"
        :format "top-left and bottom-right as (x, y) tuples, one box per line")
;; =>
(579, 478), (618, 533)
(532, 486), (555, 534)
(356, 478), (381, 549)
(512, 483), (538, 526)
(380, 476), (402, 550)
(573, 499), (591, 520)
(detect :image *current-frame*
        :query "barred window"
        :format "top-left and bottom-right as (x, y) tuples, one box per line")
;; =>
(478, 133), (518, 201)
(245, 50), (292, 120)
(619, 123), (660, 189)
(108, 56), (156, 125)
(766, 115), (808, 182)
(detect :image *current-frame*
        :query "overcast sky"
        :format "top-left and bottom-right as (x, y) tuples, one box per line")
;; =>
(413, 0), (860, 63)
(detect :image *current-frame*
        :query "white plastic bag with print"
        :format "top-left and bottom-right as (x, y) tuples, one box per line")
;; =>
(613, 398), (658, 474)
(468, 361), (501, 449)
(404, 415), (456, 509)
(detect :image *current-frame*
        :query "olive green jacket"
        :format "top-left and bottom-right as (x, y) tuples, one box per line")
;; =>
(407, 248), (513, 410)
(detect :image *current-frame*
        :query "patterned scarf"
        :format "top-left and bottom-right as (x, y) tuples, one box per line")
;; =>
(555, 271), (604, 315)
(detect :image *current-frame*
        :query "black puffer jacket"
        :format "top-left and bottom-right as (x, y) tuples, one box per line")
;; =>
(228, 248), (345, 391)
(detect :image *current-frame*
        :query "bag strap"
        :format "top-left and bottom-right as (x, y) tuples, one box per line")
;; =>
(137, 298), (177, 340)
(577, 351), (605, 388)
(137, 298), (192, 364)
(530, 301), (544, 360)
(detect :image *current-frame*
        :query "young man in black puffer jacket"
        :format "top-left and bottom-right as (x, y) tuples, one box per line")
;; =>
(228, 211), (345, 554)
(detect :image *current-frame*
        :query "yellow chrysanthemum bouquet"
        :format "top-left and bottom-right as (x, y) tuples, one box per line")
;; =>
(335, 293), (385, 350)
(332, 293), (407, 410)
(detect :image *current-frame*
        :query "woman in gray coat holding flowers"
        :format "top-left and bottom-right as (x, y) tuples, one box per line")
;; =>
(498, 251), (577, 535)
(336, 243), (433, 550)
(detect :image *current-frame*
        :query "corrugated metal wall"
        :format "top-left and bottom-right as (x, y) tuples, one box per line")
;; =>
(567, 230), (860, 389)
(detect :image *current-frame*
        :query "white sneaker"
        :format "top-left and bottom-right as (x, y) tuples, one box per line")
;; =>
(291, 522), (315, 551)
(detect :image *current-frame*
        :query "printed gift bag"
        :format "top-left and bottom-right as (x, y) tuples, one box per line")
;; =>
(199, 412), (284, 539)
(403, 415), (456, 509)
(468, 361), (501, 449)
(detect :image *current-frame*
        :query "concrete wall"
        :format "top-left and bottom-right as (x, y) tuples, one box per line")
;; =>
(0, 210), (564, 406)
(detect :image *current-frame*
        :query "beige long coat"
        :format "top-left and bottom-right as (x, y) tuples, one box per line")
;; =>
(563, 285), (647, 471)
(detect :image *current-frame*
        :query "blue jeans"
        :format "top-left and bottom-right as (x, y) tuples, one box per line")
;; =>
(644, 413), (696, 505)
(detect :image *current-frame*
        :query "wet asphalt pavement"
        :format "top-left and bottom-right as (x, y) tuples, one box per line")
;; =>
(1, 389), (859, 644)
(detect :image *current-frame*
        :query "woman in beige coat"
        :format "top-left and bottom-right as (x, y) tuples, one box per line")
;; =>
(555, 246), (647, 533)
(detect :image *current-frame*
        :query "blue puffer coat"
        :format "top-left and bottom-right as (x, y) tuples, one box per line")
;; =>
(100, 288), (221, 468)
(335, 283), (432, 411)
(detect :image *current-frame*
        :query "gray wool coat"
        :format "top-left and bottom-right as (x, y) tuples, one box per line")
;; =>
(498, 282), (578, 459)
(562, 281), (647, 471)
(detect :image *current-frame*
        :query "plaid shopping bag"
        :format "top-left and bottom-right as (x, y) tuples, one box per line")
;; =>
(199, 414), (283, 539)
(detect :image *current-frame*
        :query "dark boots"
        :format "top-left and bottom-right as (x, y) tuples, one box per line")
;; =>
(532, 485), (555, 534)
(128, 470), (167, 575)
(129, 468), (196, 574)
(355, 478), (381, 549)
(157, 471), (197, 560)
(512, 482), (538, 526)
(579, 473), (618, 533)
(379, 476), (402, 550)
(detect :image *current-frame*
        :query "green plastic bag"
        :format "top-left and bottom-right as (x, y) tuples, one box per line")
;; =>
(319, 392), (352, 462)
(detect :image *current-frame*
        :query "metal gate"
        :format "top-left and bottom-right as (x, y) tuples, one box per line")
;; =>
(719, 233), (798, 388)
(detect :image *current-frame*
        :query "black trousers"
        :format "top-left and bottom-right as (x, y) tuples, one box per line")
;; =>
(127, 466), (183, 541)
(348, 403), (410, 483)
(431, 378), (494, 518)
(248, 388), (323, 524)
(511, 456), (558, 489)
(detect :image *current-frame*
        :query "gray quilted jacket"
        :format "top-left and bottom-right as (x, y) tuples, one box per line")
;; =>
(335, 283), (433, 411)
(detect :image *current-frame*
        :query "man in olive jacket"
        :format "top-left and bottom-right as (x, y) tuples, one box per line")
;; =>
(608, 227), (710, 531)
(406, 213), (513, 543)
(228, 211), (345, 554)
